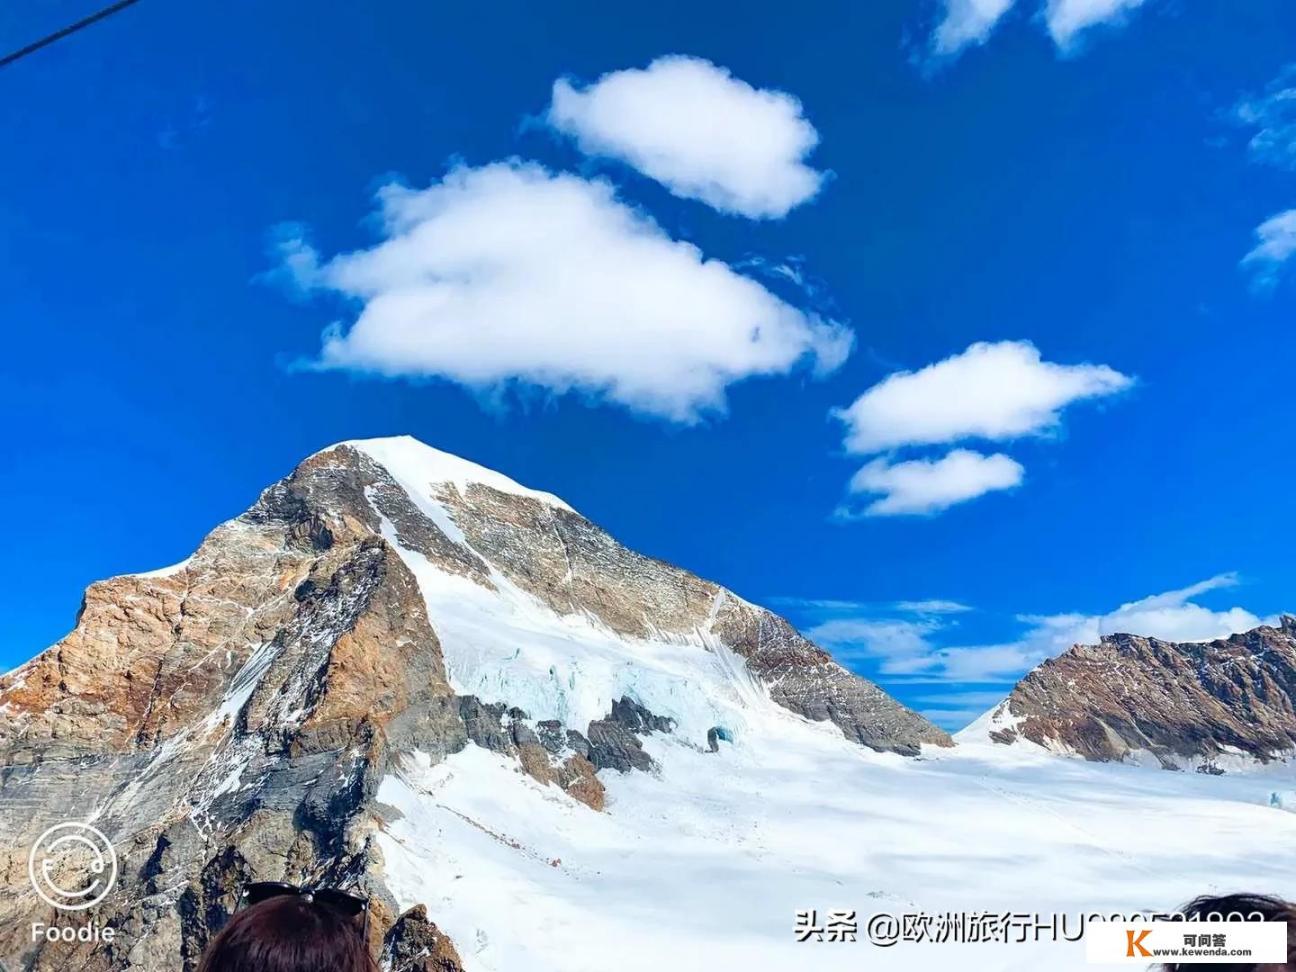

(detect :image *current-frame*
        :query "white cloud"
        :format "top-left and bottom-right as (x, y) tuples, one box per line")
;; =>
(547, 56), (824, 219)
(842, 449), (1024, 517)
(806, 617), (943, 669)
(1016, 573), (1272, 655)
(930, 0), (1148, 56)
(281, 160), (852, 422)
(806, 606), (1030, 681)
(1242, 209), (1296, 292)
(928, 643), (1048, 681)
(1235, 64), (1296, 170)
(895, 599), (973, 615)
(769, 597), (875, 613)
(937, 575), (1276, 681)
(932, 0), (1016, 54)
(833, 340), (1133, 455)
(829, 342), (1129, 518)
(1044, 0), (1147, 48)
(809, 573), (1276, 684)
(772, 597), (970, 616)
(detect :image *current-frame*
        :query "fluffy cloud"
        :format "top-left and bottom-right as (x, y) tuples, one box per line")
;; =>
(1016, 574), (1272, 654)
(807, 573), (1275, 685)
(1044, 0), (1147, 48)
(829, 341), (1129, 518)
(932, 0), (1016, 54)
(930, 0), (1148, 56)
(945, 575), (1276, 681)
(547, 56), (824, 219)
(842, 449), (1024, 517)
(806, 617), (943, 669)
(803, 603), (1000, 679)
(809, 612), (1028, 679)
(1242, 209), (1296, 292)
(281, 161), (852, 422)
(834, 341), (1133, 455)
(1235, 65), (1296, 171)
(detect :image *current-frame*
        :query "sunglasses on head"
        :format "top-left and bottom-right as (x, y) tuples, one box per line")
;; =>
(238, 881), (371, 935)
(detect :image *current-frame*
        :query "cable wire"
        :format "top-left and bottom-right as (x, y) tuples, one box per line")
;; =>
(1, 0), (143, 70)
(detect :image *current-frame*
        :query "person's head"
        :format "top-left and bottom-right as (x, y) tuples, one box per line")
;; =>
(1161, 893), (1296, 972)
(198, 893), (377, 972)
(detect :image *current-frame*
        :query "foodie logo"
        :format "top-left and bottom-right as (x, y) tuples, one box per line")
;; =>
(28, 823), (118, 911)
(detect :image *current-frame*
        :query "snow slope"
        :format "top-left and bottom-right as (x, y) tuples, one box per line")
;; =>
(353, 435), (576, 512)
(10, 435), (1290, 972)
(375, 702), (1296, 972)
(346, 438), (1296, 971)
(361, 439), (765, 738)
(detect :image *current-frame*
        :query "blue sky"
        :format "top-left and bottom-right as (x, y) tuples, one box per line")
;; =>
(3, 0), (1294, 729)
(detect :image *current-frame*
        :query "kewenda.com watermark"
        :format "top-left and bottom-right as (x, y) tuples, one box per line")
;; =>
(1086, 921), (1286, 964)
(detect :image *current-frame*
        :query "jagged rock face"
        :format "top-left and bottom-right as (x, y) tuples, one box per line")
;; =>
(0, 437), (947, 970)
(384, 906), (465, 972)
(426, 460), (948, 757)
(980, 619), (1296, 770)
(709, 604), (943, 756)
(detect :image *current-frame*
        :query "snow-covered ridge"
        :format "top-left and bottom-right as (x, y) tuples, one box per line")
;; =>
(963, 622), (1296, 772)
(367, 490), (758, 742)
(960, 700), (1296, 772)
(955, 700), (1022, 745)
(121, 434), (572, 581)
(129, 556), (193, 579)
(347, 435), (576, 513)
(6, 435), (1296, 972)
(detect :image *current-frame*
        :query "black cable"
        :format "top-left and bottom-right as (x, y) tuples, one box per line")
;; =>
(0, 0), (143, 70)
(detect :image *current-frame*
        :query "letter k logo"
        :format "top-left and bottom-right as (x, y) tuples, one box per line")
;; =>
(1126, 928), (1152, 958)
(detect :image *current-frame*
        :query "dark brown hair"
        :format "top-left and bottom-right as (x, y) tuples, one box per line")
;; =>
(197, 894), (378, 972)
(1160, 893), (1296, 972)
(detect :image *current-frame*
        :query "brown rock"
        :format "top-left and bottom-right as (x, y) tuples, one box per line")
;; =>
(383, 905), (466, 972)
(557, 754), (606, 811)
(0, 436), (948, 970)
(985, 618), (1296, 769)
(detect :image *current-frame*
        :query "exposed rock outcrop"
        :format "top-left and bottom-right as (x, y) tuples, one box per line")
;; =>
(0, 437), (948, 970)
(383, 905), (465, 972)
(971, 618), (1296, 770)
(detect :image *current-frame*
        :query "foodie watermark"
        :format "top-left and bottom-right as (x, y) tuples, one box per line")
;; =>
(27, 822), (118, 945)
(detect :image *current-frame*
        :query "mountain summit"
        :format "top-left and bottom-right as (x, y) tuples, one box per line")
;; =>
(0, 436), (947, 971)
(962, 618), (1296, 771)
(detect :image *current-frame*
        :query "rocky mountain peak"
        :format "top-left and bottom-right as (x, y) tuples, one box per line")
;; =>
(0, 437), (947, 971)
(965, 620), (1296, 771)
(340, 435), (578, 513)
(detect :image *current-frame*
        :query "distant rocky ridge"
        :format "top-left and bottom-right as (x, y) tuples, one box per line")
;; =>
(0, 437), (948, 971)
(968, 618), (1296, 771)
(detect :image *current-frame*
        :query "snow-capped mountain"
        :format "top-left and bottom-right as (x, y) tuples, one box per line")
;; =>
(2, 437), (1294, 972)
(0, 436), (945, 970)
(961, 621), (1296, 772)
